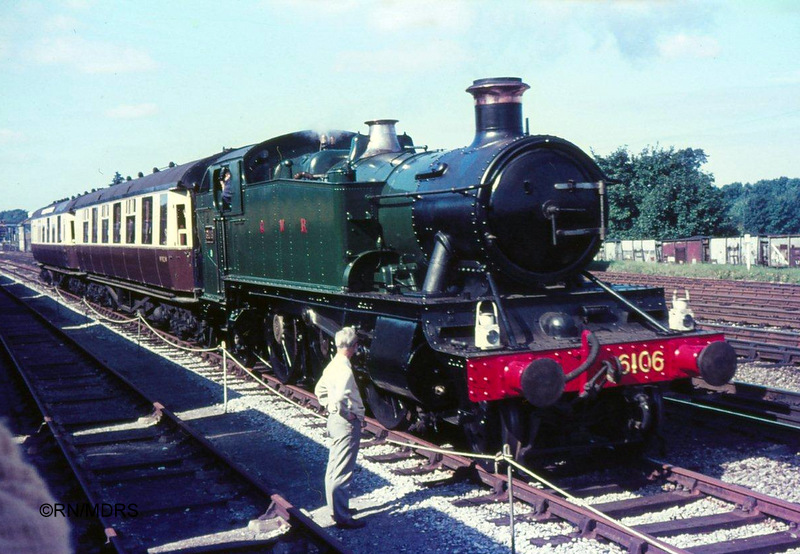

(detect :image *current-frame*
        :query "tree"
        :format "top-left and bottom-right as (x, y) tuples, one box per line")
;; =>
(0, 209), (28, 224)
(594, 146), (733, 239)
(110, 172), (125, 186)
(721, 177), (800, 235)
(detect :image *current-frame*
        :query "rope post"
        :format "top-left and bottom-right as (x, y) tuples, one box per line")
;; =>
(504, 444), (516, 554)
(221, 341), (228, 413)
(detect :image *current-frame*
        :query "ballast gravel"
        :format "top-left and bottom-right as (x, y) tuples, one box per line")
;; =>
(735, 359), (800, 392)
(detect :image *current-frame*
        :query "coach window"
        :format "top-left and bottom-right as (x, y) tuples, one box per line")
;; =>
(159, 194), (168, 245)
(125, 199), (136, 244)
(70, 221), (75, 243)
(83, 211), (89, 243)
(112, 202), (122, 243)
(142, 197), (153, 244)
(91, 207), (98, 243)
(101, 205), (109, 243)
(176, 204), (187, 246)
(57, 215), (61, 243)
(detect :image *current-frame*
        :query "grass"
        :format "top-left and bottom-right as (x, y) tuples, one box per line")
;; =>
(589, 260), (800, 284)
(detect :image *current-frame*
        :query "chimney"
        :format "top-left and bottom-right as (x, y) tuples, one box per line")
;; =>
(466, 77), (530, 148)
(362, 119), (402, 157)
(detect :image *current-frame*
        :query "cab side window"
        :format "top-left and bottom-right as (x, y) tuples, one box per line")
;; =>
(214, 162), (243, 214)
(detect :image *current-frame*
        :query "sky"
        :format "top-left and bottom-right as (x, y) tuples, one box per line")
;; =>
(1, 0), (798, 213)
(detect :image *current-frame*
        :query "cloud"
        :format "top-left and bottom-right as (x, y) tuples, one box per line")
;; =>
(266, 0), (474, 32)
(105, 103), (158, 119)
(264, 0), (362, 14)
(658, 34), (721, 59)
(770, 70), (800, 85)
(569, 1), (720, 61)
(30, 35), (156, 73)
(62, 0), (91, 8)
(368, 0), (475, 33)
(0, 129), (25, 145)
(44, 15), (81, 32)
(334, 41), (468, 73)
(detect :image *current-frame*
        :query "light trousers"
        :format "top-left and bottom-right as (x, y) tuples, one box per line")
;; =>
(325, 412), (361, 522)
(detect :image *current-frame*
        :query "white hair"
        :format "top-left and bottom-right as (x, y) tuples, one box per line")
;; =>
(334, 326), (358, 349)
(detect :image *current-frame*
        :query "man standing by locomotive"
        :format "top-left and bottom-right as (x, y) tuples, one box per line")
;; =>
(315, 326), (366, 529)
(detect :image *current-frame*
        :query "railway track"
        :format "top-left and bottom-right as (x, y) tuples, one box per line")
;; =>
(5, 257), (799, 434)
(596, 271), (800, 301)
(596, 271), (800, 364)
(4, 258), (800, 551)
(665, 378), (800, 432)
(86, 312), (800, 553)
(0, 277), (348, 554)
(6, 270), (800, 553)
(0, 326), (109, 552)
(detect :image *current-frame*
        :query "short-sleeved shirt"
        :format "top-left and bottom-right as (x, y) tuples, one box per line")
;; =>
(314, 353), (365, 420)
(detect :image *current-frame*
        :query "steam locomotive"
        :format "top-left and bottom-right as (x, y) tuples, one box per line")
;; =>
(30, 78), (737, 460)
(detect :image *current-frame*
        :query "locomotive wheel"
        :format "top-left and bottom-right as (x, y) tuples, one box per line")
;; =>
(267, 314), (301, 384)
(229, 326), (256, 368)
(499, 400), (534, 463)
(307, 329), (335, 382)
(462, 402), (501, 456)
(364, 383), (412, 430)
(619, 388), (664, 457)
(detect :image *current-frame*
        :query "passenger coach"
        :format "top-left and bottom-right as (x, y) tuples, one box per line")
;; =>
(31, 154), (222, 304)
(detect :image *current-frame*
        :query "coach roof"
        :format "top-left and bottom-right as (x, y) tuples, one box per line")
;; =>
(32, 151), (228, 218)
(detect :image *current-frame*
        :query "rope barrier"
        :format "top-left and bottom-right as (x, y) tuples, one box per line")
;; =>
(52, 285), (73, 309)
(50, 284), (221, 357)
(81, 297), (139, 324)
(136, 315), (218, 353)
(48, 289), (681, 554)
(219, 348), (674, 550)
(503, 455), (684, 554)
(65, 291), (217, 353)
(381, 438), (499, 461)
(220, 347), (327, 420)
(14, 279), (689, 553)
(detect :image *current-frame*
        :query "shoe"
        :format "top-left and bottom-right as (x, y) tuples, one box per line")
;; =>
(334, 518), (366, 530)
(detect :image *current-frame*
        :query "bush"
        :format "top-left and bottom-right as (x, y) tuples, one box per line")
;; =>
(589, 260), (800, 284)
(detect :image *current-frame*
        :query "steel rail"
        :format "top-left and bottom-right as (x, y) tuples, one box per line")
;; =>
(6, 258), (800, 551)
(0, 278), (349, 554)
